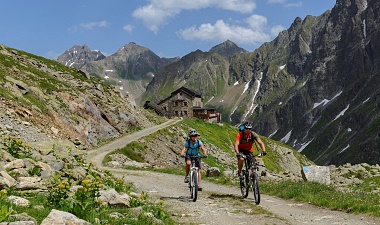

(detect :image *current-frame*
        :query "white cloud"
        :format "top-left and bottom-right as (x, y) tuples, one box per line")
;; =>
(267, 0), (286, 3)
(267, 0), (302, 8)
(80, 20), (110, 30)
(123, 25), (134, 32)
(246, 14), (267, 31)
(271, 25), (286, 36)
(285, 1), (302, 8)
(133, 0), (257, 33)
(177, 19), (270, 44)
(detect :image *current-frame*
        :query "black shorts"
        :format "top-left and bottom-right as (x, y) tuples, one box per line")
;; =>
(185, 155), (201, 169)
(237, 151), (253, 163)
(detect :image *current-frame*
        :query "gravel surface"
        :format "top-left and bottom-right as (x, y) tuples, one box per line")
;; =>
(88, 118), (380, 225)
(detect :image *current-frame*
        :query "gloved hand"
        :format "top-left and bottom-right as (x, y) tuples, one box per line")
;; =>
(262, 151), (267, 156)
(180, 154), (185, 158)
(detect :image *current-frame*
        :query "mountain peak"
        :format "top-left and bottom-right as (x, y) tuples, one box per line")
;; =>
(57, 44), (105, 67)
(209, 40), (247, 58)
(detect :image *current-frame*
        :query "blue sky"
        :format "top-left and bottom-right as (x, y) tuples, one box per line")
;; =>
(0, 0), (336, 59)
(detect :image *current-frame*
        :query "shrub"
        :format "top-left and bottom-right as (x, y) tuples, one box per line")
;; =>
(2, 136), (32, 158)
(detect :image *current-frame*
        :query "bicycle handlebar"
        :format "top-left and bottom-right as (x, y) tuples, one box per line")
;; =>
(236, 152), (264, 158)
(181, 155), (208, 159)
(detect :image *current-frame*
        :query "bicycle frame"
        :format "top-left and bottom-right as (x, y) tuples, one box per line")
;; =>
(239, 153), (262, 204)
(189, 158), (199, 202)
(186, 155), (206, 202)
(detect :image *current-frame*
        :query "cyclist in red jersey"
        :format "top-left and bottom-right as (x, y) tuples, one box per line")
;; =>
(234, 121), (266, 179)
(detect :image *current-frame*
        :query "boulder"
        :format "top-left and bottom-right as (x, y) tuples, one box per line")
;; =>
(40, 209), (91, 225)
(98, 188), (130, 206)
(301, 165), (331, 185)
(206, 167), (221, 177)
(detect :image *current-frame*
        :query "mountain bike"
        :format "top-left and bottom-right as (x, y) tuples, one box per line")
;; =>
(238, 153), (263, 204)
(182, 155), (207, 202)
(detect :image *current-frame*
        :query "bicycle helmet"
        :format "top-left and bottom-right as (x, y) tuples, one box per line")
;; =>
(189, 129), (200, 137)
(243, 121), (253, 130)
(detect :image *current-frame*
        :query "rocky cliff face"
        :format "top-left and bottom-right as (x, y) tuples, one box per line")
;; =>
(142, 0), (380, 166)
(0, 45), (161, 150)
(249, 0), (380, 166)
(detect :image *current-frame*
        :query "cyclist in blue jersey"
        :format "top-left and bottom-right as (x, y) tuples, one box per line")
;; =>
(180, 129), (207, 191)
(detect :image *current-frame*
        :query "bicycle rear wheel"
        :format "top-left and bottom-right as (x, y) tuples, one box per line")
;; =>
(240, 170), (249, 198)
(191, 171), (198, 202)
(251, 172), (260, 204)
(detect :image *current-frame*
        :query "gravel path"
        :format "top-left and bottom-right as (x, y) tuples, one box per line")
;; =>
(88, 119), (380, 225)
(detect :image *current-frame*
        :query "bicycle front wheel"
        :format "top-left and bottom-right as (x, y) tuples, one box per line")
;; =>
(251, 172), (260, 204)
(191, 171), (198, 202)
(240, 170), (249, 198)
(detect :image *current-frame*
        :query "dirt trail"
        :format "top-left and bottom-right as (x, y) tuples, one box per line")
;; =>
(88, 119), (380, 225)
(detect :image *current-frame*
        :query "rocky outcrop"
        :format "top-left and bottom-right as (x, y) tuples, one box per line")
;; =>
(0, 44), (159, 149)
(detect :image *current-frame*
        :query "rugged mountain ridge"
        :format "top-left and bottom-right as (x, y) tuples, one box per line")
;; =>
(56, 0), (379, 166)
(57, 44), (106, 68)
(57, 42), (179, 102)
(142, 0), (380, 166)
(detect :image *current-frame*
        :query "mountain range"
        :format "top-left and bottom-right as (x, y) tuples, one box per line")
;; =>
(56, 0), (379, 166)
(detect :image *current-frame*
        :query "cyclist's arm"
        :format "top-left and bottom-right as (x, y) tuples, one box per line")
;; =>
(180, 145), (187, 156)
(200, 144), (207, 156)
(256, 137), (266, 153)
(234, 133), (241, 154)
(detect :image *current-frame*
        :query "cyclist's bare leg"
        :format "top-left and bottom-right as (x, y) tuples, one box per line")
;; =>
(185, 160), (191, 176)
(198, 169), (201, 186)
(237, 157), (244, 174)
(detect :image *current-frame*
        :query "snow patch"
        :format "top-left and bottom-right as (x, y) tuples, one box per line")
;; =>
(280, 130), (292, 143)
(104, 76), (109, 79)
(313, 91), (343, 109)
(242, 76), (261, 121)
(268, 129), (278, 138)
(279, 64), (286, 70)
(229, 106), (238, 122)
(348, 128), (352, 132)
(339, 144), (350, 154)
(206, 96), (214, 105)
(242, 80), (251, 95)
(298, 139), (313, 152)
(363, 97), (370, 103)
(234, 81), (239, 86)
(334, 104), (350, 121)
(105, 69), (113, 72)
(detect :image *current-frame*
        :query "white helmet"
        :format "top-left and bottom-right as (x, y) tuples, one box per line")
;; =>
(189, 129), (200, 136)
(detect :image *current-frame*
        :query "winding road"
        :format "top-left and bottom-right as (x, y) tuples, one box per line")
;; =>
(87, 118), (380, 225)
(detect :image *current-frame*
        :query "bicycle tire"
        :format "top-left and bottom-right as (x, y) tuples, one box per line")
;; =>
(251, 172), (260, 204)
(240, 170), (249, 198)
(191, 170), (198, 202)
